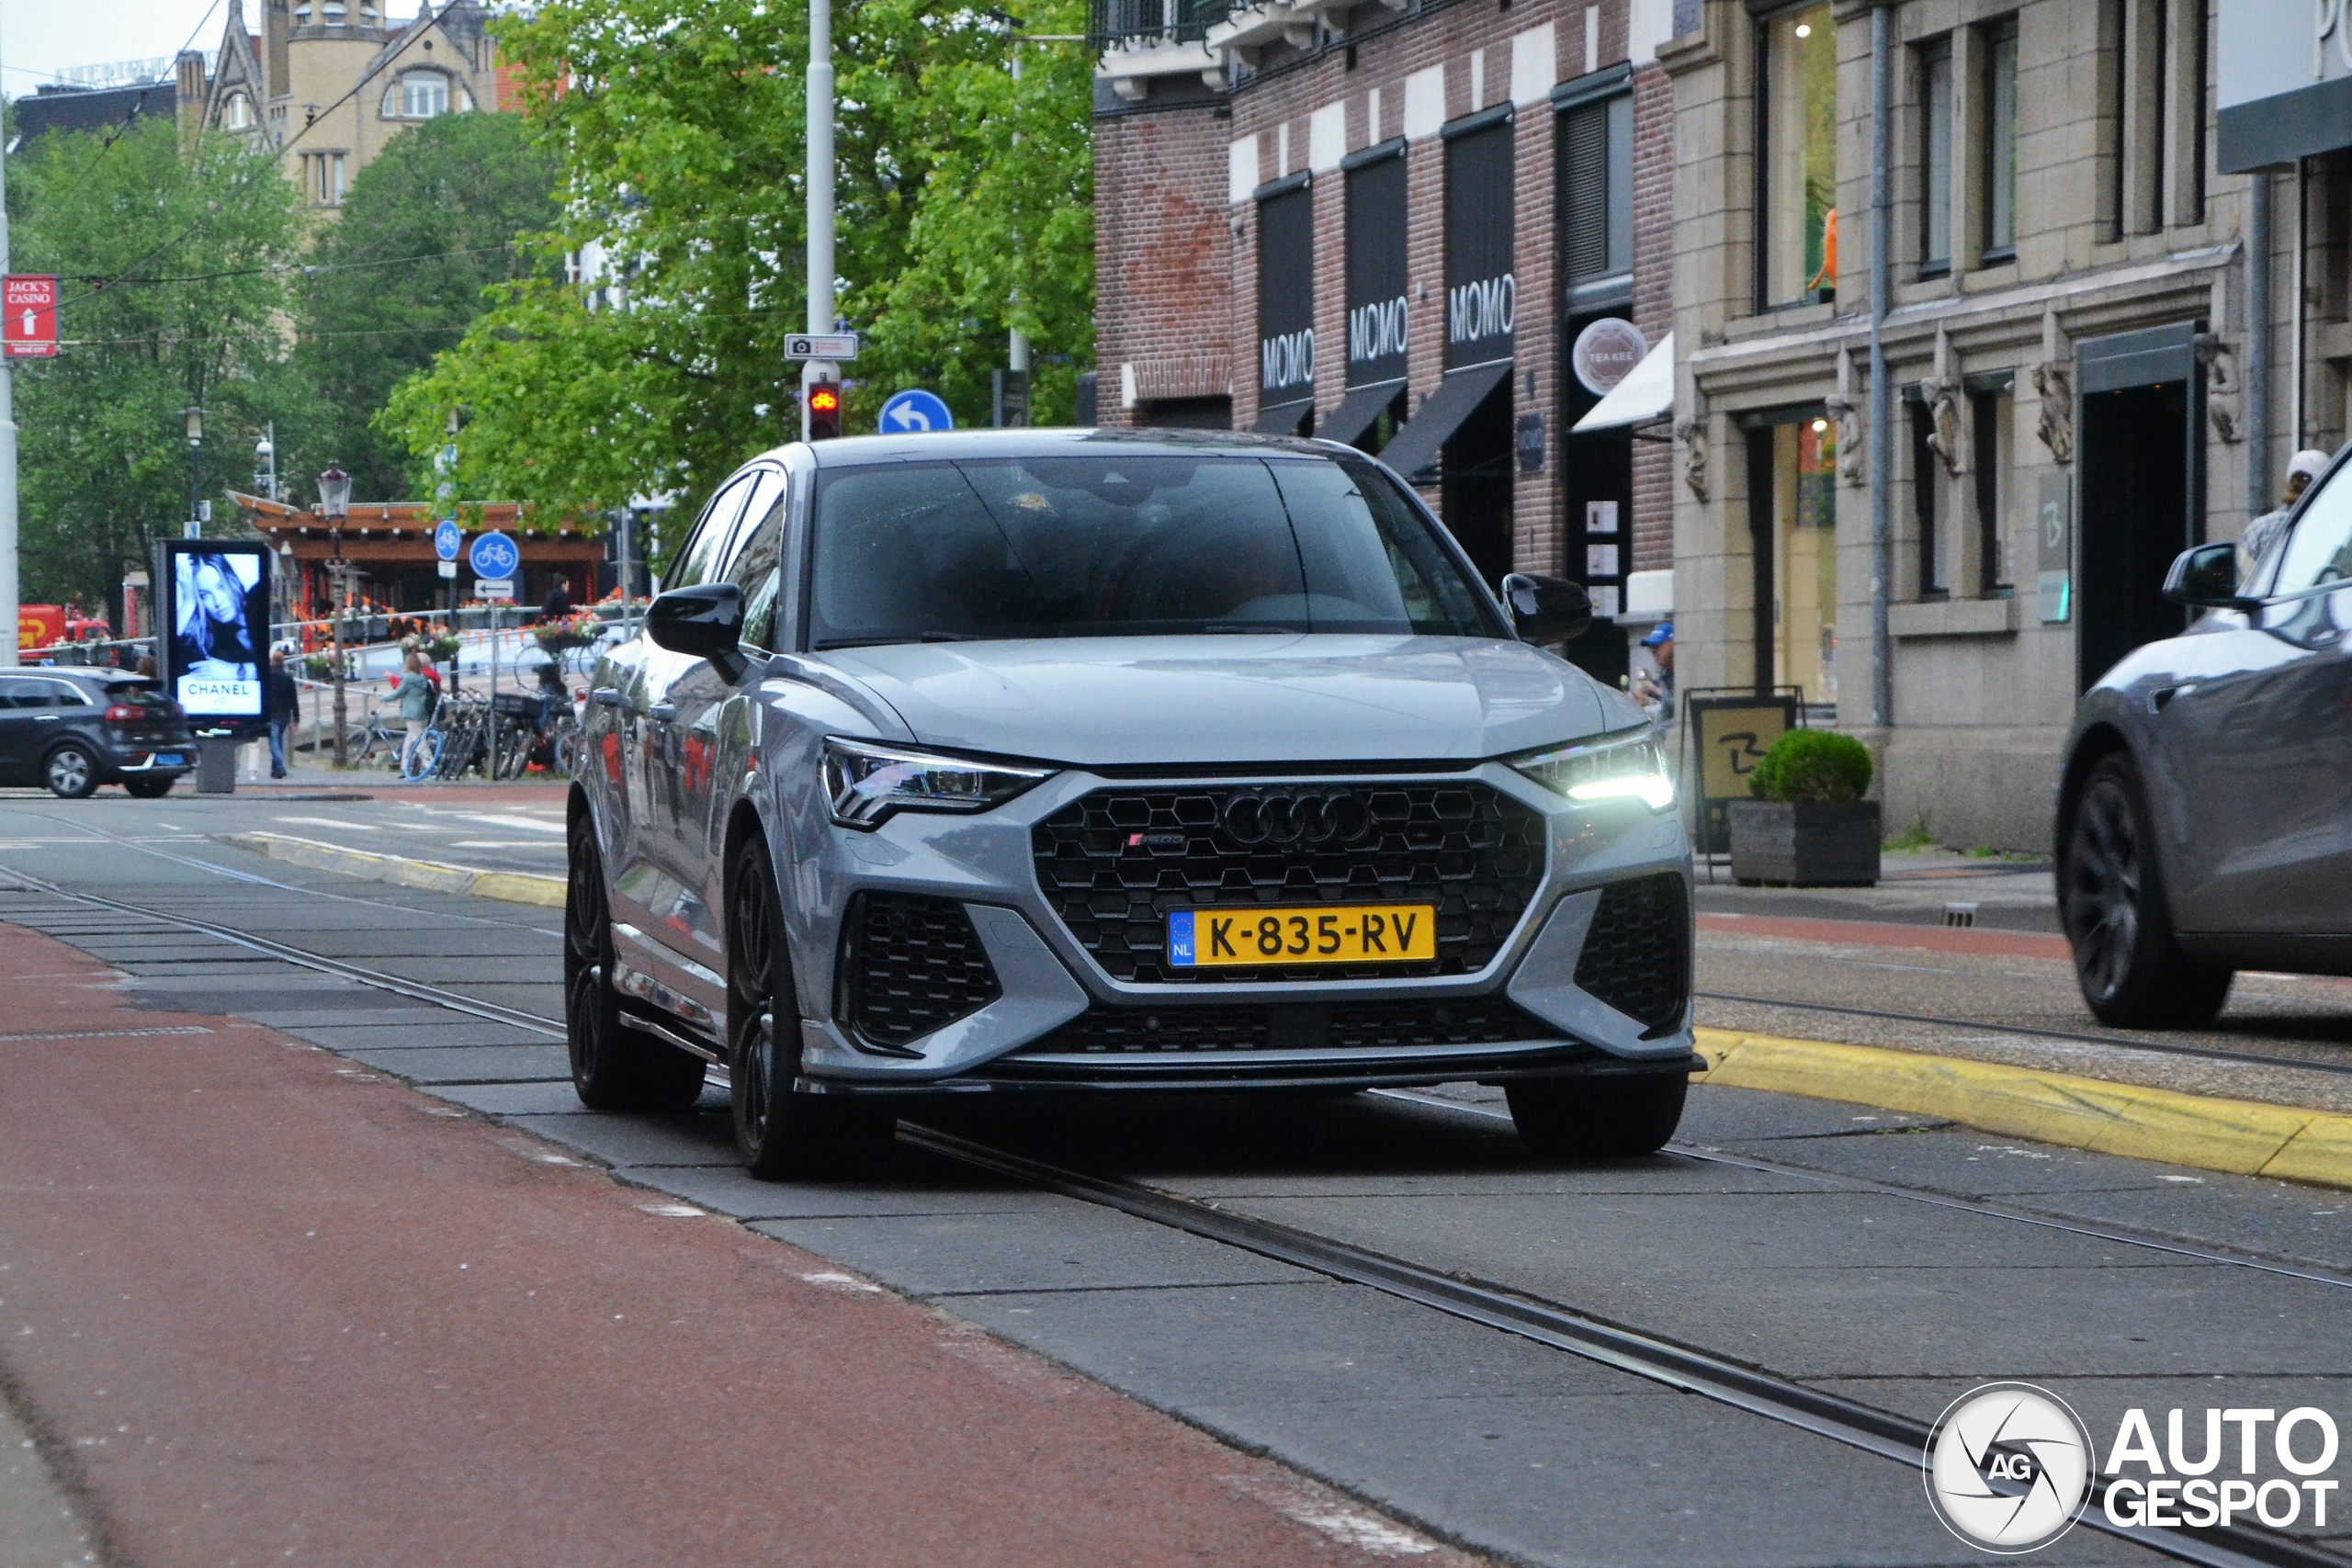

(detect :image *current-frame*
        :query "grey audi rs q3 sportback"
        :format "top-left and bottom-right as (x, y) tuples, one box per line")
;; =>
(566, 430), (1696, 1178)
(2057, 443), (2352, 1029)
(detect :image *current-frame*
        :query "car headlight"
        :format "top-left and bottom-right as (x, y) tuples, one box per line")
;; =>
(822, 737), (1057, 829)
(1509, 728), (1675, 812)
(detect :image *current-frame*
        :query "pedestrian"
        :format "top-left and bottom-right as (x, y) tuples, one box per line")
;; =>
(266, 647), (300, 780)
(2243, 449), (2332, 568)
(135, 654), (156, 678)
(393, 649), (436, 773)
(1631, 621), (1675, 721)
(540, 577), (573, 625)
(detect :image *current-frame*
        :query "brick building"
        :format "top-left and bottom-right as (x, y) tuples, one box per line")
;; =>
(1091, 0), (1692, 674)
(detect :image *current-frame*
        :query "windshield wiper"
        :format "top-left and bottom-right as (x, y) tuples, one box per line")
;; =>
(814, 632), (978, 650)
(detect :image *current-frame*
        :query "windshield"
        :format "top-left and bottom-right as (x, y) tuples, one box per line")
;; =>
(807, 455), (1499, 649)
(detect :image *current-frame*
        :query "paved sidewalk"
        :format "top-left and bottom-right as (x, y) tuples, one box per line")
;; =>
(0, 925), (1452, 1568)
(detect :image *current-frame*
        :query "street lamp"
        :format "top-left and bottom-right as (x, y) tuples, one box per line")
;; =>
(181, 406), (204, 538)
(254, 425), (278, 503)
(318, 463), (352, 766)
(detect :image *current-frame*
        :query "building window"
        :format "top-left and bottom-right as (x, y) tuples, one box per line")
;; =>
(1980, 17), (2018, 258)
(1749, 415), (1839, 701)
(222, 93), (254, 130)
(1909, 397), (1947, 598)
(1972, 379), (2016, 596)
(310, 153), (347, 206)
(393, 73), (450, 118)
(294, 1), (311, 17)
(1759, 4), (1838, 308)
(1918, 38), (1952, 275)
(322, 0), (345, 18)
(1558, 87), (1634, 301)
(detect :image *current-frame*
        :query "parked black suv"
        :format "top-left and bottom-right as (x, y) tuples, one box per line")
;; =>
(1, 671), (195, 798)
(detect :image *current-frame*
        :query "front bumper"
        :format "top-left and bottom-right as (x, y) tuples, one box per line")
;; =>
(786, 761), (1693, 1093)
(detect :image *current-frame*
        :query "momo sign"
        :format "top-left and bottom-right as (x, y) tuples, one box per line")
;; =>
(1443, 118), (1514, 368)
(1257, 183), (1315, 398)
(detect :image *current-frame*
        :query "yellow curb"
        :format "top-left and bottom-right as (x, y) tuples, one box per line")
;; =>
(1692, 1025), (2352, 1190)
(220, 832), (566, 909)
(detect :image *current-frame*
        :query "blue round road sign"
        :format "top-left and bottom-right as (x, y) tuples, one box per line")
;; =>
(878, 389), (954, 434)
(468, 530), (519, 581)
(433, 519), (462, 562)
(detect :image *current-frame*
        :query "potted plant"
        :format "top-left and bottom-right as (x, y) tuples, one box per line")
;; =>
(1728, 729), (1882, 886)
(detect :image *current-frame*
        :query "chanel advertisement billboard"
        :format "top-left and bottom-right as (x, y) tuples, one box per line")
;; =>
(1444, 117), (1515, 369)
(1257, 182), (1316, 404)
(156, 539), (271, 738)
(1345, 145), (1408, 389)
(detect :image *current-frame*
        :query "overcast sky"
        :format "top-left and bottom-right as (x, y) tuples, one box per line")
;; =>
(4, 0), (227, 97)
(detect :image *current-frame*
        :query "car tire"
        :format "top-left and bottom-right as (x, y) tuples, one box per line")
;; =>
(1506, 1072), (1687, 1159)
(43, 743), (97, 800)
(2060, 753), (2232, 1028)
(564, 811), (707, 1111)
(123, 777), (175, 799)
(727, 831), (897, 1180)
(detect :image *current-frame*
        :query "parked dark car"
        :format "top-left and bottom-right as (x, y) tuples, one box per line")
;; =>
(0, 670), (194, 798)
(2056, 443), (2352, 1025)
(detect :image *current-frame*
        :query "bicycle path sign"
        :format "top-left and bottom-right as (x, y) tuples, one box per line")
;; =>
(468, 530), (518, 581)
(433, 520), (462, 562)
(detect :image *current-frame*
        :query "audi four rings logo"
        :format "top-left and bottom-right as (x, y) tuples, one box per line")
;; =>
(1219, 792), (1374, 847)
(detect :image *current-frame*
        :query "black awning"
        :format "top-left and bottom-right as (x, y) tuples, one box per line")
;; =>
(1374, 360), (1512, 482)
(1252, 397), (1315, 436)
(1320, 379), (1405, 450)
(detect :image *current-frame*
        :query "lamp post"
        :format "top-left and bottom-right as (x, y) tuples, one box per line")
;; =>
(182, 406), (205, 538)
(254, 424), (278, 502)
(317, 463), (352, 765)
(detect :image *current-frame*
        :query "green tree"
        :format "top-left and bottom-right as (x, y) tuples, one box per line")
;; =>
(293, 111), (564, 502)
(6, 118), (304, 615)
(379, 0), (1092, 539)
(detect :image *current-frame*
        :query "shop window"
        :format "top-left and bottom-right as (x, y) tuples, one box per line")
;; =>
(1980, 17), (2018, 258)
(1918, 37), (1952, 276)
(1749, 415), (1839, 702)
(1758, 4), (1838, 308)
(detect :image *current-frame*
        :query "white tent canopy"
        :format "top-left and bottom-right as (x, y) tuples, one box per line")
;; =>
(1571, 331), (1674, 434)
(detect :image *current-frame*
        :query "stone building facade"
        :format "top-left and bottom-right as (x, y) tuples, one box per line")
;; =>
(1662, 0), (2328, 849)
(176, 0), (510, 213)
(1092, 0), (1691, 674)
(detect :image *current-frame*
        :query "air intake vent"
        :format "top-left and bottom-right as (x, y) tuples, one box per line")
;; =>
(839, 894), (1001, 1049)
(1573, 874), (1690, 1036)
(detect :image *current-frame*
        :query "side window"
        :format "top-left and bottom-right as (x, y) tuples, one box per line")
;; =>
(0, 679), (43, 708)
(729, 481), (789, 651)
(671, 473), (759, 589)
(2272, 471), (2352, 596)
(44, 682), (90, 706)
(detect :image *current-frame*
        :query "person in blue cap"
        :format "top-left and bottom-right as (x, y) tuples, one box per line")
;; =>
(1632, 620), (1674, 720)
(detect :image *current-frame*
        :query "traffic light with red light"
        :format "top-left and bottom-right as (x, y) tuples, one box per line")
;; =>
(807, 379), (843, 441)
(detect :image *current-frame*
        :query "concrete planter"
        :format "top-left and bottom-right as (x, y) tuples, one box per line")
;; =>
(1727, 799), (1882, 887)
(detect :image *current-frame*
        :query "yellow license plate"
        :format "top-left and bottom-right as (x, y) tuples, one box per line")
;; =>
(1169, 905), (1438, 968)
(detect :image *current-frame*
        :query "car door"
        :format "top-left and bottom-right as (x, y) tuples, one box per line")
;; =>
(2158, 464), (2352, 934)
(0, 677), (51, 784)
(652, 465), (789, 973)
(608, 469), (762, 980)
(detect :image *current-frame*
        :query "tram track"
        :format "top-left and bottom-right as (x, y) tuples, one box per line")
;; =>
(1, 865), (2346, 1564)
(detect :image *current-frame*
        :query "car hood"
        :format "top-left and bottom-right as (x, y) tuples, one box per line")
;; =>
(817, 635), (1630, 766)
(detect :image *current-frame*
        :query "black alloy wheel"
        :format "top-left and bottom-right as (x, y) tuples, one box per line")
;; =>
(564, 811), (706, 1111)
(2061, 755), (2232, 1028)
(1505, 1071), (1687, 1160)
(43, 743), (97, 800)
(727, 832), (896, 1180)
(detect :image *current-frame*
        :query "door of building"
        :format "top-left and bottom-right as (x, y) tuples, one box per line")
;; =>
(1743, 409), (1838, 704)
(2075, 324), (2203, 691)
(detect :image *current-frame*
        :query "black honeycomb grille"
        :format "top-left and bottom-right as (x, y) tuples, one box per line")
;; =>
(1574, 874), (1690, 1035)
(1016, 996), (1566, 1055)
(1031, 781), (1547, 984)
(840, 894), (1001, 1048)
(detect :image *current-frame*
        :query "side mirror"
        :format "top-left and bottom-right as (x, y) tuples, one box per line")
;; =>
(1500, 573), (1593, 647)
(2162, 542), (2256, 612)
(645, 582), (746, 676)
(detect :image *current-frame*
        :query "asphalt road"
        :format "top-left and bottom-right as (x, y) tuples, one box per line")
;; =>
(1, 789), (2349, 1567)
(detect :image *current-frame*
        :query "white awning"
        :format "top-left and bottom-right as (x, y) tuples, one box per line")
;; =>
(1571, 331), (1674, 434)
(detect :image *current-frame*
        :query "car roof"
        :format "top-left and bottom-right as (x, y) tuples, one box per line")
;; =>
(752, 426), (1359, 471)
